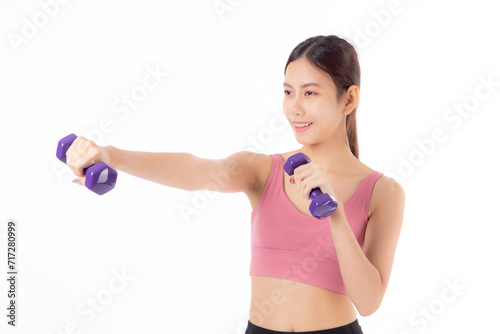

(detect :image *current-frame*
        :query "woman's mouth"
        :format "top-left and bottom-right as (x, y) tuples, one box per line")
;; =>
(293, 122), (313, 132)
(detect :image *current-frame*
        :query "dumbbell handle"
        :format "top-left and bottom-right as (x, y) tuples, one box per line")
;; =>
(309, 188), (325, 200)
(284, 152), (338, 219)
(56, 133), (117, 195)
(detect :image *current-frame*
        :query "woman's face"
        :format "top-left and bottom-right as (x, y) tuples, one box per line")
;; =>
(283, 56), (345, 145)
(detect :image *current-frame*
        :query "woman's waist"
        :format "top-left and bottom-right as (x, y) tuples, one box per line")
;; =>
(249, 275), (357, 332)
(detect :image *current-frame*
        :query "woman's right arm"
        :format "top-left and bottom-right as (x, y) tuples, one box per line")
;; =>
(65, 136), (262, 195)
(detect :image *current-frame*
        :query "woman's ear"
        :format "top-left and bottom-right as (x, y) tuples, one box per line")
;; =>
(342, 85), (360, 115)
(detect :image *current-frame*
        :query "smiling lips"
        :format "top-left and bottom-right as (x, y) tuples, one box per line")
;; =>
(293, 122), (313, 132)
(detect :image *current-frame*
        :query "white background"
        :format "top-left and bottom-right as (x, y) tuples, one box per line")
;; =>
(1, 0), (499, 333)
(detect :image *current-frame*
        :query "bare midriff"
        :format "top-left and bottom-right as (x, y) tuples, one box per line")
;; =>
(249, 275), (357, 332)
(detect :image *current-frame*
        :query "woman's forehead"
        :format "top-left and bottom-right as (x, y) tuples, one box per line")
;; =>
(284, 58), (336, 90)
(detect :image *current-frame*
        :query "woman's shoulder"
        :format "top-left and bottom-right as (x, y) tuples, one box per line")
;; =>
(344, 161), (404, 219)
(230, 151), (273, 194)
(368, 171), (405, 219)
(354, 160), (403, 197)
(235, 150), (297, 196)
(236, 151), (292, 168)
(351, 161), (404, 201)
(372, 173), (405, 201)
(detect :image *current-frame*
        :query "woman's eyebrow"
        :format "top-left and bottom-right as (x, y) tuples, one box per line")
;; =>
(283, 82), (321, 88)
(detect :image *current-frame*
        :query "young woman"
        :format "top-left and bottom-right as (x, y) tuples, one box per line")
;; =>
(65, 35), (405, 334)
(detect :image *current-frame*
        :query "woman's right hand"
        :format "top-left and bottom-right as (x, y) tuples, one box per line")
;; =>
(65, 136), (110, 186)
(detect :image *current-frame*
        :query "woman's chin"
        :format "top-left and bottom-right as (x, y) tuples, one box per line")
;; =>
(294, 136), (314, 146)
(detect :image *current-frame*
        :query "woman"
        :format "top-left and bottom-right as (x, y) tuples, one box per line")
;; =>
(65, 35), (405, 334)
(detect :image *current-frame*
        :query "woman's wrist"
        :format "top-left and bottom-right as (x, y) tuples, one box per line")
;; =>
(329, 202), (345, 224)
(101, 145), (117, 169)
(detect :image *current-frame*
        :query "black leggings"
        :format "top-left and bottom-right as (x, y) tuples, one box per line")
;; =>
(245, 319), (363, 334)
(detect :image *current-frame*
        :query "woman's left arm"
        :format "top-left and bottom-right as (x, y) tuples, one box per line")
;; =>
(329, 176), (405, 316)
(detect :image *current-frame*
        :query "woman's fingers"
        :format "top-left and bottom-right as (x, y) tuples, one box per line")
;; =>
(291, 162), (335, 201)
(66, 137), (102, 178)
(291, 165), (314, 201)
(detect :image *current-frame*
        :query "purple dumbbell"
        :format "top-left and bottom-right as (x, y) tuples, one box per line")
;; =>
(56, 133), (117, 195)
(284, 152), (338, 219)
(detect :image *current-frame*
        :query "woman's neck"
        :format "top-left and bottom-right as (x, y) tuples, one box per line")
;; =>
(300, 140), (358, 174)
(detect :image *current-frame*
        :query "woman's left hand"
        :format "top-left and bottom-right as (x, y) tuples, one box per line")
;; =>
(289, 161), (342, 209)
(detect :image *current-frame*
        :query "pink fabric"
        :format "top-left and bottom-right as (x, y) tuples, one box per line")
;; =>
(250, 153), (384, 294)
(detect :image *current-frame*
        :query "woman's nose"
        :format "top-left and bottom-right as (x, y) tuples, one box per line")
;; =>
(290, 97), (305, 116)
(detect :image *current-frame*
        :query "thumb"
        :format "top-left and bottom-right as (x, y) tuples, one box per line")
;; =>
(72, 177), (85, 186)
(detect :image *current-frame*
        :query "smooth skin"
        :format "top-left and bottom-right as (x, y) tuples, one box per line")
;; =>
(66, 55), (405, 332)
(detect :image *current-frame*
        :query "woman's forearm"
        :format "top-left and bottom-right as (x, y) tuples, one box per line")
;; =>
(104, 145), (203, 191)
(328, 206), (383, 316)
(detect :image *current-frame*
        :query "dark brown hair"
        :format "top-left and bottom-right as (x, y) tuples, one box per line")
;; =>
(284, 35), (361, 159)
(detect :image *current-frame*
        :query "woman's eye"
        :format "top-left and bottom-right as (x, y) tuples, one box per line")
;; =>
(284, 90), (315, 96)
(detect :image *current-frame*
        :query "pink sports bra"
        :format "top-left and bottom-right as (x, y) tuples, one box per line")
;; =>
(250, 153), (384, 294)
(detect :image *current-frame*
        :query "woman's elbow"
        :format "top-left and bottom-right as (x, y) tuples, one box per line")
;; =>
(356, 294), (383, 317)
(358, 305), (379, 317)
